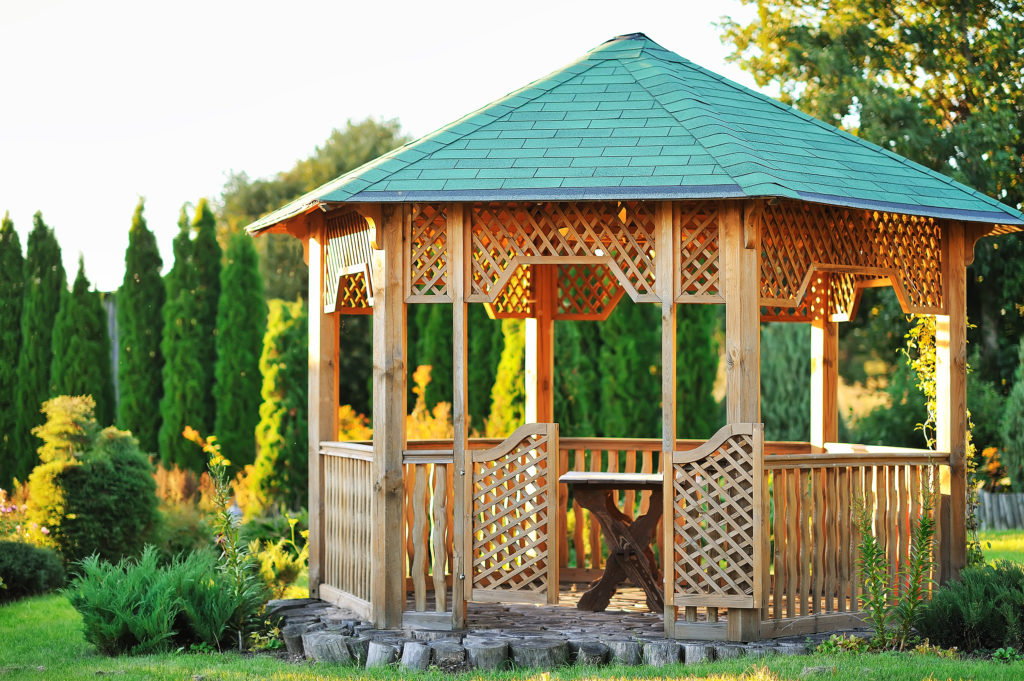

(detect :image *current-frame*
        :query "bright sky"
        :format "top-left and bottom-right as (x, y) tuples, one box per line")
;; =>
(0, 0), (761, 291)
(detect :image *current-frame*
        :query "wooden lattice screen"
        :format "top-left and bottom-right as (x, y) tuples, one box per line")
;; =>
(677, 201), (721, 302)
(406, 203), (449, 302)
(324, 211), (374, 314)
(672, 423), (764, 609)
(470, 423), (559, 605)
(469, 201), (658, 304)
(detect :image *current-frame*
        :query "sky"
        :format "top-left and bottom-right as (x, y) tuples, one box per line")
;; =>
(0, 0), (763, 291)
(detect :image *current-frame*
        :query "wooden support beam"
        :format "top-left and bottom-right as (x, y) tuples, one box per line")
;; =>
(810, 281), (839, 448)
(525, 264), (556, 424)
(306, 213), (336, 599)
(936, 221), (967, 579)
(450, 204), (469, 629)
(722, 200), (762, 642)
(656, 202), (678, 636)
(371, 205), (407, 628)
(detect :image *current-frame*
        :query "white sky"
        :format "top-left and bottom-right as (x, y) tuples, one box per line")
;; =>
(0, 0), (761, 291)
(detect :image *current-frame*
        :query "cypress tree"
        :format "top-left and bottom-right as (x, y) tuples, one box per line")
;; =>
(337, 315), (372, 415)
(117, 199), (164, 453)
(50, 257), (115, 424)
(599, 300), (661, 437)
(760, 322), (811, 441)
(0, 213), (25, 488)
(467, 305), (503, 433)
(13, 212), (65, 483)
(484, 318), (526, 437)
(213, 231), (266, 467)
(555, 320), (603, 436)
(416, 305), (453, 409)
(191, 199), (222, 433)
(157, 209), (206, 471)
(251, 299), (308, 513)
(676, 304), (722, 439)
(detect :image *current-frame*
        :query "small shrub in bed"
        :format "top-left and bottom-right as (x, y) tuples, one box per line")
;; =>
(917, 560), (1024, 652)
(0, 540), (64, 602)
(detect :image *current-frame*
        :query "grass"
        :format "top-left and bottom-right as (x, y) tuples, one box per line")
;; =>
(3, 594), (1024, 681)
(980, 529), (1024, 564)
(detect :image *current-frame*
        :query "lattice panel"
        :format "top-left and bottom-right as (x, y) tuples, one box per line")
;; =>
(829, 273), (866, 321)
(555, 263), (624, 321)
(678, 201), (722, 302)
(471, 423), (558, 604)
(672, 423), (763, 608)
(761, 275), (828, 323)
(324, 211), (373, 314)
(487, 265), (534, 319)
(407, 203), (449, 301)
(470, 202), (657, 304)
(760, 200), (943, 314)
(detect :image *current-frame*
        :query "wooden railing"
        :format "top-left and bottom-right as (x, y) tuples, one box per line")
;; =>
(320, 442), (374, 618)
(761, 444), (949, 623)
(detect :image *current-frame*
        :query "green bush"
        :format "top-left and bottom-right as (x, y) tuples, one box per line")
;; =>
(0, 540), (64, 602)
(152, 503), (214, 562)
(917, 561), (1024, 651)
(66, 546), (248, 655)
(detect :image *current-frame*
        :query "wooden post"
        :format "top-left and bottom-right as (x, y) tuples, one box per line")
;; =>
(722, 200), (762, 641)
(525, 264), (556, 424)
(656, 202), (678, 636)
(936, 221), (967, 579)
(306, 213), (336, 599)
(450, 204), (469, 628)
(810, 283), (839, 449)
(371, 204), (407, 628)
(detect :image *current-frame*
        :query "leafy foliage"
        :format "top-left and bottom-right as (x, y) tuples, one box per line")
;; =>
(0, 540), (63, 603)
(191, 199), (222, 434)
(117, 199), (165, 454)
(676, 303), (722, 439)
(251, 299), (308, 514)
(1000, 337), (1024, 490)
(600, 300), (660, 438)
(760, 323), (810, 441)
(50, 258), (115, 425)
(485, 319), (526, 437)
(555, 319), (602, 436)
(32, 395), (98, 464)
(0, 213), (25, 489)
(213, 231), (266, 470)
(13, 212), (65, 485)
(468, 305), (504, 432)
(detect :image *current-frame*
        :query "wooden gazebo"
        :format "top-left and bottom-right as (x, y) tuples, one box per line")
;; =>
(247, 34), (1024, 641)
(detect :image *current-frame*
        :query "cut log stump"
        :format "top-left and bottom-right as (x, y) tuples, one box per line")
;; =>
(465, 641), (509, 670)
(509, 639), (569, 668)
(365, 641), (398, 667)
(576, 642), (609, 666)
(401, 642), (431, 671)
(607, 639), (641, 665)
(302, 632), (352, 663)
(642, 640), (680, 666)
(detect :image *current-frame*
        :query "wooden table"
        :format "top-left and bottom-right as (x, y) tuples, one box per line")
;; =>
(559, 471), (664, 613)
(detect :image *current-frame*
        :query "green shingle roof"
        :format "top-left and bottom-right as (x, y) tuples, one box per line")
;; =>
(247, 33), (1024, 233)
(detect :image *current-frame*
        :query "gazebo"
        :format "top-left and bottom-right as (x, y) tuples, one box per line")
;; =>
(247, 33), (1024, 641)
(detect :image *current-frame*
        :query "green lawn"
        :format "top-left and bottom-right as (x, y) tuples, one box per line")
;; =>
(2, 594), (1023, 681)
(980, 529), (1024, 564)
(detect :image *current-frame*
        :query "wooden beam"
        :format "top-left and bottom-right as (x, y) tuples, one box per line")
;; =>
(371, 204), (407, 628)
(936, 221), (967, 579)
(306, 212), (336, 599)
(450, 204), (469, 629)
(656, 201), (678, 636)
(525, 264), (556, 424)
(810, 280), (839, 448)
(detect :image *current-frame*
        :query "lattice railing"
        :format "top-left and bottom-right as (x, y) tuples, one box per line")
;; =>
(677, 201), (721, 302)
(324, 211), (374, 314)
(471, 423), (559, 605)
(672, 423), (763, 608)
(469, 202), (658, 304)
(406, 203), (449, 301)
(760, 200), (943, 314)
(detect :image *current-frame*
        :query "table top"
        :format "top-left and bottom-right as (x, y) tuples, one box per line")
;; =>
(558, 471), (663, 491)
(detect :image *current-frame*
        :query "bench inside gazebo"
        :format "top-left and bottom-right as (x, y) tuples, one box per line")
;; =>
(246, 33), (1024, 642)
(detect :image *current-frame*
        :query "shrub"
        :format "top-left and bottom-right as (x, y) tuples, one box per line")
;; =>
(917, 561), (1024, 651)
(0, 540), (64, 602)
(152, 503), (214, 562)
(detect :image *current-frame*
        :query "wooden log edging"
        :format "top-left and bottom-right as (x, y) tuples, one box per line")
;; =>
(978, 490), (1024, 530)
(269, 599), (841, 670)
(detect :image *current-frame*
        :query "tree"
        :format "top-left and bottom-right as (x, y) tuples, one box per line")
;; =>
(484, 319), (526, 437)
(411, 305), (453, 411)
(677, 304), (722, 439)
(555, 320), (603, 437)
(599, 300), (661, 438)
(191, 198), (222, 434)
(157, 209), (206, 472)
(337, 315), (372, 416)
(220, 118), (410, 300)
(0, 213), (24, 488)
(251, 299), (308, 514)
(12, 212), (65, 485)
(721, 1), (1024, 389)
(213, 231), (267, 468)
(467, 305), (503, 432)
(50, 258), (115, 424)
(760, 322), (810, 441)
(1000, 338), (1024, 490)
(117, 199), (165, 453)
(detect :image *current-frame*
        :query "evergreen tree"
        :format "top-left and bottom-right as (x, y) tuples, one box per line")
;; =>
(676, 304), (723, 439)
(12, 212), (65, 483)
(484, 319), (526, 437)
(157, 209), (206, 471)
(191, 199), (221, 434)
(117, 199), (165, 453)
(251, 299), (308, 513)
(1000, 338), (1024, 490)
(50, 258), (115, 424)
(415, 305), (453, 410)
(337, 315), (372, 415)
(760, 322), (811, 442)
(599, 300), (661, 438)
(0, 213), (25, 488)
(555, 320), (603, 436)
(467, 305), (503, 432)
(213, 231), (266, 468)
